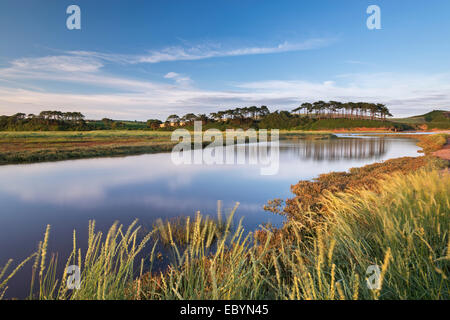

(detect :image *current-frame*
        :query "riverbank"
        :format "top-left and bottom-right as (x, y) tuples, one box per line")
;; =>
(0, 131), (176, 165)
(331, 129), (450, 134)
(0, 130), (335, 165)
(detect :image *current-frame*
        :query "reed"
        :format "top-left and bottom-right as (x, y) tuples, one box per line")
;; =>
(153, 210), (227, 248)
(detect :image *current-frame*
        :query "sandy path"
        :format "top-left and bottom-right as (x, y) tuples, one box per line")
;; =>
(432, 138), (450, 160)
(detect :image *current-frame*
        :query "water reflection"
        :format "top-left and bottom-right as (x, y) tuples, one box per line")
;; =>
(290, 137), (388, 161)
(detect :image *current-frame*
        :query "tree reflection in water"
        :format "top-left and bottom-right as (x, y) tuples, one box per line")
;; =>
(282, 138), (388, 161)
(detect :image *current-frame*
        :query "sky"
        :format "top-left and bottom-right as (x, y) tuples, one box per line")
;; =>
(0, 0), (449, 120)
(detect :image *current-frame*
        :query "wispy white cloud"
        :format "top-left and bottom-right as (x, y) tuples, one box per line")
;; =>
(0, 40), (449, 119)
(0, 55), (164, 93)
(67, 38), (335, 65)
(1, 72), (449, 120)
(164, 72), (192, 85)
(136, 38), (334, 63)
(235, 73), (450, 114)
(9, 55), (103, 73)
(0, 38), (332, 90)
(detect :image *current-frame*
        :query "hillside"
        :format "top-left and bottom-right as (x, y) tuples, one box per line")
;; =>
(293, 118), (412, 131)
(393, 110), (450, 129)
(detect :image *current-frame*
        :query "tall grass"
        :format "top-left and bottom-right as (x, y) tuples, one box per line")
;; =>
(153, 209), (228, 247)
(140, 170), (448, 300)
(318, 169), (449, 299)
(1, 170), (448, 300)
(417, 133), (449, 154)
(24, 220), (156, 300)
(0, 254), (37, 299)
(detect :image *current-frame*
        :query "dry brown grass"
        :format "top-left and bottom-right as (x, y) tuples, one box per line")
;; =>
(417, 133), (449, 154)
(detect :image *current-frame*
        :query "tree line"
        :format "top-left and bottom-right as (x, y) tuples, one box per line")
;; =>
(156, 102), (392, 128)
(0, 111), (87, 131)
(162, 106), (270, 124)
(3, 111), (85, 122)
(0, 102), (403, 131)
(292, 101), (393, 120)
(146, 106), (271, 129)
(147, 102), (408, 131)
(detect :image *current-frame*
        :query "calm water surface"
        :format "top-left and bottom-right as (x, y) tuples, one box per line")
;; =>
(0, 136), (420, 297)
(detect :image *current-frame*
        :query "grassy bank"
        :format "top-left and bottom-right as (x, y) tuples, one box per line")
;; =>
(417, 133), (449, 154)
(0, 131), (175, 165)
(0, 130), (335, 165)
(265, 133), (448, 231)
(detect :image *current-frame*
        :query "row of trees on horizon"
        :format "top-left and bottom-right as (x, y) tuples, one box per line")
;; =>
(2, 102), (392, 124)
(0, 101), (397, 131)
(164, 106), (271, 125)
(292, 101), (393, 120)
(157, 101), (393, 128)
(12, 111), (86, 121)
(0, 110), (88, 131)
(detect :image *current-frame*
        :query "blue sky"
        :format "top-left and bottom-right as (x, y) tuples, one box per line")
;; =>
(0, 0), (449, 120)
